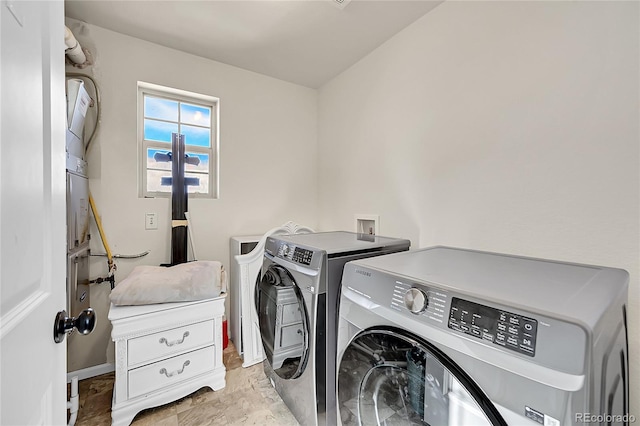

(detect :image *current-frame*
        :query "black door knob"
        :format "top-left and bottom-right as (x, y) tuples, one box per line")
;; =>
(53, 308), (96, 343)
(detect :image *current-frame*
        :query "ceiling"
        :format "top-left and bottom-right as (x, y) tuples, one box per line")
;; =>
(64, 0), (442, 88)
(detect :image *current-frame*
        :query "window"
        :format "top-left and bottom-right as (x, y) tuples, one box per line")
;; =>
(138, 82), (219, 198)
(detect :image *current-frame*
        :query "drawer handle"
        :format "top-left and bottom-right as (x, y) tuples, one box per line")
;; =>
(159, 331), (189, 347)
(159, 360), (190, 378)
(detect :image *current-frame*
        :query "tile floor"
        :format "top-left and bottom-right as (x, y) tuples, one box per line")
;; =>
(72, 342), (299, 426)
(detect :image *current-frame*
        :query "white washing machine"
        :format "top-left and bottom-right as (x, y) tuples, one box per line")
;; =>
(337, 246), (629, 425)
(256, 231), (410, 426)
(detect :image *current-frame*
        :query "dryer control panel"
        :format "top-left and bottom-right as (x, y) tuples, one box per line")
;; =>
(277, 243), (314, 266)
(448, 297), (538, 356)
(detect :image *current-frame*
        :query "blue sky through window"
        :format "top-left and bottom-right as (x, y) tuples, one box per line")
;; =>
(144, 119), (178, 142)
(180, 103), (210, 126)
(180, 125), (210, 147)
(144, 96), (211, 147)
(147, 148), (209, 172)
(141, 89), (215, 197)
(144, 96), (178, 121)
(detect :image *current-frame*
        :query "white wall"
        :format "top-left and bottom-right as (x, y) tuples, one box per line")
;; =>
(65, 19), (318, 371)
(318, 0), (639, 417)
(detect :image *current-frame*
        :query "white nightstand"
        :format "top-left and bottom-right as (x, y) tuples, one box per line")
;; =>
(109, 296), (226, 426)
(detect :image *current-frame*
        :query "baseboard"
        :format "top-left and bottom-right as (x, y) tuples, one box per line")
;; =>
(67, 363), (115, 383)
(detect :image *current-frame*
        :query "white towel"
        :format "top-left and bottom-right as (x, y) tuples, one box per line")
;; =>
(110, 260), (227, 306)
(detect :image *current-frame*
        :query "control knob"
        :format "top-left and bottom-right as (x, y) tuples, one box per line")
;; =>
(404, 288), (428, 314)
(282, 244), (290, 256)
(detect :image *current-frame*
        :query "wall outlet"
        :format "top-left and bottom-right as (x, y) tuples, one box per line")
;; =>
(354, 214), (379, 235)
(145, 213), (158, 230)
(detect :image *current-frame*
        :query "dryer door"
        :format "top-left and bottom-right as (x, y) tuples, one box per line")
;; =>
(337, 328), (507, 426)
(256, 263), (309, 380)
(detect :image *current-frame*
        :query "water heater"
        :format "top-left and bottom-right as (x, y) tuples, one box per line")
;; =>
(65, 78), (91, 316)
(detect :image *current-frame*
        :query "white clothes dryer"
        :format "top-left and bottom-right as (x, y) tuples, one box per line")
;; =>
(337, 246), (629, 425)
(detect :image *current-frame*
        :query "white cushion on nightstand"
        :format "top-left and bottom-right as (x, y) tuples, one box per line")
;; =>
(110, 261), (227, 306)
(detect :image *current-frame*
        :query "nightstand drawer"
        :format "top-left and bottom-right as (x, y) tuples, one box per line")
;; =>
(128, 320), (214, 367)
(128, 345), (215, 399)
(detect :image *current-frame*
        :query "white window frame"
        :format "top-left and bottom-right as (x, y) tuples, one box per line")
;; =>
(137, 81), (219, 199)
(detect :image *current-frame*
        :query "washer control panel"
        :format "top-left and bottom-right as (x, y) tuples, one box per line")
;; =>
(391, 281), (447, 324)
(343, 260), (589, 372)
(448, 297), (538, 357)
(277, 243), (313, 266)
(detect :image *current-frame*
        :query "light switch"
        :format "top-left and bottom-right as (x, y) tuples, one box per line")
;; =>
(145, 213), (158, 230)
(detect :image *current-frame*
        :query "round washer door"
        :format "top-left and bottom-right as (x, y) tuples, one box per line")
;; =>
(256, 264), (309, 380)
(337, 328), (507, 426)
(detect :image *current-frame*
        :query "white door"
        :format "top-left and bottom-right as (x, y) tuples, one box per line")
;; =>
(1, 1), (67, 425)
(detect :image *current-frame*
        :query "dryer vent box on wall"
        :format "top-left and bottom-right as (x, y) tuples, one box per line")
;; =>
(355, 214), (379, 235)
